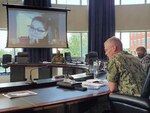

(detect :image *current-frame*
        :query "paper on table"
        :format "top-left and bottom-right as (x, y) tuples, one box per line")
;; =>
(82, 79), (108, 89)
(2, 90), (37, 99)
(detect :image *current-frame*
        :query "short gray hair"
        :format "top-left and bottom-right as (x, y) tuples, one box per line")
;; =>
(105, 36), (123, 50)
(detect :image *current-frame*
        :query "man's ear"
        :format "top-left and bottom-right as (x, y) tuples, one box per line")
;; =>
(112, 45), (117, 52)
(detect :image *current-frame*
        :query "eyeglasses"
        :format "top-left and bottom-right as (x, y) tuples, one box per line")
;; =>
(27, 25), (45, 33)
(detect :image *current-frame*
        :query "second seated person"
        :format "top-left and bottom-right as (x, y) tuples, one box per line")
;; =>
(136, 46), (150, 73)
(104, 36), (146, 96)
(51, 50), (65, 63)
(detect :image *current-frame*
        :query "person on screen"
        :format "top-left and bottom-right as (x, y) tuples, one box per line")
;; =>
(104, 36), (146, 96)
(19, 16), (49, 45)
(28, 16), (49, 44)
(51, 50), (65, 63)
(136, 46), (150, 73)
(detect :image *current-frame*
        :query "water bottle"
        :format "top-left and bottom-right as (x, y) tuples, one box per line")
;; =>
(93, 60), (99, 79)
(88, 65), (94, 74)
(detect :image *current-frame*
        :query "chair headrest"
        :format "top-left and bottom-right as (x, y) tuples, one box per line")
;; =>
(17, 52), (29, 57)
(3, 54), (11, 57)
(64, 52), (72, 63)
(86, 51), (98, 65)
(88, 51), (98, 58)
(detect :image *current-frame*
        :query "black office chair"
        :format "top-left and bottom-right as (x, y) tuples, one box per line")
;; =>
(64, 52), (72, 63)
(85, 51), (98, 65)
(108, 68), (150, 113)
(16, 52), (29, 63)
(1, 54), (12, 73)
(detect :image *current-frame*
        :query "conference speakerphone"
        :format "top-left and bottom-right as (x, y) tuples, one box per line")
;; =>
(57, 81), (87, 91)
(53, 73), (93, 82)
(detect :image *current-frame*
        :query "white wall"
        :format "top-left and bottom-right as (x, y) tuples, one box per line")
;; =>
(115, 4), (150, 31)
(1, 1), (150, 31)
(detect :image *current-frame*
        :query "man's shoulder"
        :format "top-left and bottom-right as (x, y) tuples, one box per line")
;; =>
(145, 54), (150, 57)
(143, 54), (150, 60)
(116, 51), (137, 61)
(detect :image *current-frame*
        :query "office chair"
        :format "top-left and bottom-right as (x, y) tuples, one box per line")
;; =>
(86, 51), (98, 65)
(64, 52), (72, 63)
(16, 52), (29, 63)
(1, 54), (12, 73)
(108, 68), (150, 113)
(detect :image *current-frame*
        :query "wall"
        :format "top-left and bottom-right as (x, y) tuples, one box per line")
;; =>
(0, 1), (7, 28)
(1, 1), (150, 31)
(53, 5), (88, 32)
(115, 4), (150, 31)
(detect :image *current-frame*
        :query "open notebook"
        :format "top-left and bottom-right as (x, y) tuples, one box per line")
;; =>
(82, 79), (108, 89)
(2, 90), (37, 99)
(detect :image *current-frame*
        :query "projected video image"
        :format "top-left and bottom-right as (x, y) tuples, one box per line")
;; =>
(7, 6), (67, 48)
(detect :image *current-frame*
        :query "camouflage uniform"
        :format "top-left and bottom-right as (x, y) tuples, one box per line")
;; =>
(106, 51), (146, 96)
(51, 55), (65, 63)
(138, 54), (150, 73)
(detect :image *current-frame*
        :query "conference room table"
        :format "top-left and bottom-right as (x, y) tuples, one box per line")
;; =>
(0, 72), (109, 113)
(8, 62), (88, 82)
(0, 73), (94, 93)
(0, 85), (109, 113)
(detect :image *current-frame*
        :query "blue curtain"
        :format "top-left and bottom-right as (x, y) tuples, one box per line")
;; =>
(88, 0), (115, 60)
(24, 0), (51, 7)
(23, 0), (52, 63)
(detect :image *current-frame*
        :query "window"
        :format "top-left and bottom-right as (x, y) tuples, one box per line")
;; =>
(148, 38), (150, 44)
(115, 0), (120, 5)
(64, 33), (80, 57)
(115, 32), (121, 38)
(116, 31), (148, 56)
(57, 0), (80, 5)
(51, 0), (56, 4)
(59, 32), (88, 58)
(147, 49), (150, 53)
(130, 40), (133, 46)
(1, 29), (87, 60)
(0, 29), (22, 60)
(147, 0), (150, 3)
(147, 32), (150, 52)
(134, 40), (136, 46)
(142, 38), (145, 46)
(53, 0), (150, 5)
(121, 32), (130, 52)
(52, 0), (88, 5)
(138, 39), (140, 45)
(81, 33), (88, 57)
(115, 32), (130, 52)
(0, 30), (13, 57)
(121, 0), (145, 5)
(81, 0), (88, 5)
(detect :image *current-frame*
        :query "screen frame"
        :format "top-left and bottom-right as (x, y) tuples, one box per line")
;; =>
(3, 4), (70, 48)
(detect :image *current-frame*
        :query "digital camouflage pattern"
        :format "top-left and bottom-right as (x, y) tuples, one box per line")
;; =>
(106, 51), (146, 95)
(51, 55), (65, 63)
(139, 54), (150, 73)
